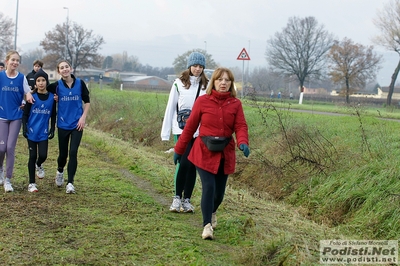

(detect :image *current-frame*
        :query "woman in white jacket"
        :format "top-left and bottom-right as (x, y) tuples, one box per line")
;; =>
(161, 52), (209, 213)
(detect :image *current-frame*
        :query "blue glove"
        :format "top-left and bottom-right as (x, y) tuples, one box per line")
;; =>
(173, 153), (182, 165)
(239, 144), (250, 157)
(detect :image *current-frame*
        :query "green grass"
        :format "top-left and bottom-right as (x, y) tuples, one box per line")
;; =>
(86, 88), (400, 241)
(245, 97), (400, 119)
(2, 86), (400, 265)
(1, 129), (346, 265)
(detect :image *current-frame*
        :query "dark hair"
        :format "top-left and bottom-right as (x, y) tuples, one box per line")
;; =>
(33, 59), (44, 67)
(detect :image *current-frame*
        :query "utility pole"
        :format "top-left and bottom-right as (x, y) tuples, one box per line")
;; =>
(14, 0), (19, 50)
(236, 48), (251, 99)
(63, 7), (69, 60)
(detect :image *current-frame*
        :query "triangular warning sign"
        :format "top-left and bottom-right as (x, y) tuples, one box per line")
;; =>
(237, 48), (250, 60)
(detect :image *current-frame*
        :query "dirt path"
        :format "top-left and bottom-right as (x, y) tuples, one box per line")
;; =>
(81, 142), (201, 227)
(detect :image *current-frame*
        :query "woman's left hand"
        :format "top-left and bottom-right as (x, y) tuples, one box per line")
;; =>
(76, 117), (86, 131)
(239, 144), (250, 157)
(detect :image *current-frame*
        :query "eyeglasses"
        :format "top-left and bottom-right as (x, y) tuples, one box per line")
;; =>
(217, 78), (231, 83)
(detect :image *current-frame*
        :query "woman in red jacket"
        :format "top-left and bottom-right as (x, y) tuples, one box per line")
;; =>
(174, 67), (250, 240)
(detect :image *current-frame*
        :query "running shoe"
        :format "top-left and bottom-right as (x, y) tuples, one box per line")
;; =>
(55, 171), (64, 187)
(4, 178), (14, 192)
(182, 198), (194, 213)
(66, 183), (75, 194)
(28, 183), (38, 192)
(202, 223), (214, 240)
(212, 212), (217, 229)
(36, 164), (45, 179)
(169, 196), (181, 212)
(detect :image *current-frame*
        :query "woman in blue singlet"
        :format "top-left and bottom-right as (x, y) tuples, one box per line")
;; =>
(0, 50), (34, 192)
(47, 60), (90, 194)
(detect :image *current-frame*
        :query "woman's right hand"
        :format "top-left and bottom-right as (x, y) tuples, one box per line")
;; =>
(173, 153), (182, 165)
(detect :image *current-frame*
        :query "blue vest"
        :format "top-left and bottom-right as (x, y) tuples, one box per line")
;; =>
(0, 71), (25, 120)
(57, 79), (83, 130)
(27, 92), (54, 142)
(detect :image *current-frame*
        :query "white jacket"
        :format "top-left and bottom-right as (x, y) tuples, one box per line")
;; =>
(161, 76), (206, 141)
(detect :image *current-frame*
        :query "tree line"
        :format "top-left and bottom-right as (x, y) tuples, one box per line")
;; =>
(1, 0), (400, 104)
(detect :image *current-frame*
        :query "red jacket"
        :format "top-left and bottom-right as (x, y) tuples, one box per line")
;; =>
(174, 89), (249, 174)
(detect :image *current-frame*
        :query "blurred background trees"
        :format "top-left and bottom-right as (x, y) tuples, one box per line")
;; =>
(0, 12), (15, 60)
(373, 0), (400, 105)
(328, 38), (382, 103)
(40, 21), (105, 70)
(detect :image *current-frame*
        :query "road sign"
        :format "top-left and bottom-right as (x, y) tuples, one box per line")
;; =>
(237, 48), (250, 60)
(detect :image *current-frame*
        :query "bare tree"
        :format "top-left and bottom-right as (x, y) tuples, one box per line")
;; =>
(266, 16), (334, 91)
(109, 53), (140, 72)
(229, 66), (242, 82)
(172, 49), (218, 74)
(20, 48), (46, 74)
(373, 0), (400, 106)
(125, 55), (140, 72)
(110, 53), (124, 71)
(327, 38), (382, 103)
(0, 12), (15, 60)
(249, 67), (279, 93)
(40, 21), (105, 70)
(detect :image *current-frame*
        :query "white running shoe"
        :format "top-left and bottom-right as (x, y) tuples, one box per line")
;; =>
(55, 171), (64, 187)
(0, 170), (3, 185)
(4, 178), (14, 192)
(169, 196), (181, 212)
(66, 183), (75, 194)
(212, 212), (217, 229)
(36, 164), (45, 179)
(202, 223), (214, 240)
(181, 198), (194, 213)
(28, 183), (38, 192)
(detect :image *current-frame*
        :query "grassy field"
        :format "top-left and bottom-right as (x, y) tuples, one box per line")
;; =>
(1, 86), (400, 265)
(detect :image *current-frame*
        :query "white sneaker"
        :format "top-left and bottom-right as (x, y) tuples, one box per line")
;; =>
(55, 171), (64, 187)
(169, 196), (181, 212)
(28, 183), (38, 192)
(0, 170), (3, 185)
(212, 212), (217, 229)
(66, 183), (75, 194)
(202, 223), (214, 240)
(4, 178), (14, 192)
(36, 164), (45, 179)
(181, 198), (194, 213)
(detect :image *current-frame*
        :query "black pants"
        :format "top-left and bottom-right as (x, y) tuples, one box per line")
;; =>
(57, 128), (83, 184)
(174, 135), (196, 199)
(197, 160), (228, 226)
(27, 139), (48, 183)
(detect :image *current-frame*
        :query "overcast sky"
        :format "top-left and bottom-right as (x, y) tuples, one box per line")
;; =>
(0, 0), (396, 85)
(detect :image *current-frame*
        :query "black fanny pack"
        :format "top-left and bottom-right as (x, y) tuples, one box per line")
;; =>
(201, 136), (231, 152)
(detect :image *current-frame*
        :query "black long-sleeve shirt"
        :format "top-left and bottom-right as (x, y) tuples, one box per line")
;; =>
(47, 74), (90, 103)
(25, 69), (36, 89)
